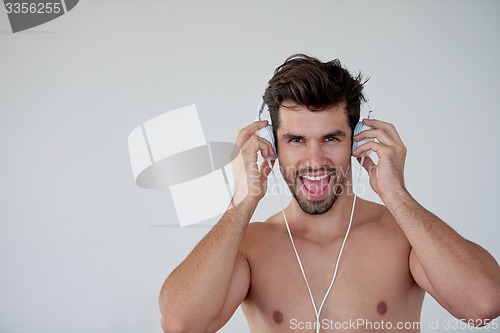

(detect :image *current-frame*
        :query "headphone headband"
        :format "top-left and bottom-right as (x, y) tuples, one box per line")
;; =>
(255, 97), (266, 122)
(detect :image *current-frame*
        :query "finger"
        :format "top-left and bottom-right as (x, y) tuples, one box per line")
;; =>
(362, 119), (404, 145)
(353, 128), (396, 147)
(358, 155), (377, 177)
(352, 141), (382, 158)
(248, 135), (275, 159)
(235, 120), (269, 147)
(254, 134), (276, 158)
(241, 134), (275, 160)
(244, 135), (274, 158)
(260, 158), (275, 180)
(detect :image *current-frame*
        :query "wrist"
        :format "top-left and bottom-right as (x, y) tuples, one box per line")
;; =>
(380, 186), (412, 207)
(230, 189), (260, 212)
(226, 196), (260, 227)
(231, 179), (266, 208)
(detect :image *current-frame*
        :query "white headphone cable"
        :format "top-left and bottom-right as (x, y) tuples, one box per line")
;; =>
(266, 155), (365, 333)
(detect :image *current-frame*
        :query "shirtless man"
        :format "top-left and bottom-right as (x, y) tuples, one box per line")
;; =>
(159, 54), (500, 332)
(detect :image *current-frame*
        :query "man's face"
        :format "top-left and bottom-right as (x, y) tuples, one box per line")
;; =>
(276, 101), (353, 215)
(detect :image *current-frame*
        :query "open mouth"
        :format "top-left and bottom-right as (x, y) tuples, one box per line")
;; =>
(299, 173), (333, 200)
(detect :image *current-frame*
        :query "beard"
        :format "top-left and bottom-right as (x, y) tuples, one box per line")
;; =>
(282, 165), (347, 215)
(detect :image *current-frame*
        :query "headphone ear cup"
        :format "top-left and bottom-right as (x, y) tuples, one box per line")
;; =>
(352, 121), (374, 154)
(266, 125), (276, 156)
(256, 124), (277, 159)
(352, 121), (365, 152)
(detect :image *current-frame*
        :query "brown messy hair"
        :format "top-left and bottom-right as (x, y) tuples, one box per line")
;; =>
(263, 54), (367, 151)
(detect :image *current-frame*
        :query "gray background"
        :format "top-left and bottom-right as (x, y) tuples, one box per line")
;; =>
(1, 1), (499, 332)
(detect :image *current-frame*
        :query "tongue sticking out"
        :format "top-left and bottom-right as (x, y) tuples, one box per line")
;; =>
(302, 176), (330, 195)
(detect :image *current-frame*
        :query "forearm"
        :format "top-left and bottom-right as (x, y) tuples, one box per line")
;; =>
(383, 188), (500, 317)
(159, 198), (257, 327)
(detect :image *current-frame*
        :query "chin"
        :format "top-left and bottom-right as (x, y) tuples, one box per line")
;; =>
(293, 189), (339, 215)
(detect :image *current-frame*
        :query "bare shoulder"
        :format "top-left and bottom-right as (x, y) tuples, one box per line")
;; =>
(240, 213), (285, 257)
(355, 198), (410, 248)
(351, 198), (416, 287)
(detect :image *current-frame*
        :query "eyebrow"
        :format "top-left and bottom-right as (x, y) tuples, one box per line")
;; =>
(282, 130), (347, 140)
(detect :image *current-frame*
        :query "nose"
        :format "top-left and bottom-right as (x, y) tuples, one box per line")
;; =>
(304, 142), (327, 170)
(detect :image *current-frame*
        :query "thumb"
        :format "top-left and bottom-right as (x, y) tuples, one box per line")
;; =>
(358, 156), (376, 177)
(260, 159), (275, 179)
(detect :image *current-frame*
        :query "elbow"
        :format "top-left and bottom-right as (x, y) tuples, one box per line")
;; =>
(476, 282), (500, 326)
(159, 291), (189, 333)
(158, 284), (217, 333)
(460, 291), (500, 327)
(160, 314), (190, 333)
(161, 311), (216, 333)
(159, 297), (212, 333)
(476, 295), (500, 327)
(159, 298), (192, 333)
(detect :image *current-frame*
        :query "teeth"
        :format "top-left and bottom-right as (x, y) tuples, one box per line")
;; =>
(302, 174), (330, 181)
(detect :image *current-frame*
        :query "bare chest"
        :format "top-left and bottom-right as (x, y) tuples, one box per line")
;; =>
(241, 228), (424, 332)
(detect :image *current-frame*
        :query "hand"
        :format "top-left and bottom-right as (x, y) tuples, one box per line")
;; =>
(230, 121), (275, 206)
(352, 119), (407, 199)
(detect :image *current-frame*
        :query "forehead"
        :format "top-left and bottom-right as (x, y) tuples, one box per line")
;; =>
(278, 102), (350, 134)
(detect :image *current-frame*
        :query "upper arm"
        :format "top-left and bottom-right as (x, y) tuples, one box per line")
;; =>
(207, 251), (251, 332)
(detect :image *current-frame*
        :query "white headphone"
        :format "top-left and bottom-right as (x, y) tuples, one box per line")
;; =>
(352, 94), (374, 158)
(255, 98), (277, 159)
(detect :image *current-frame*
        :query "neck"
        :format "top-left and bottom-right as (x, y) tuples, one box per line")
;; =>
(285, 187), (357, 242)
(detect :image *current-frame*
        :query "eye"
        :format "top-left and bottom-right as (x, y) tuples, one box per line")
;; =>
(289, 137), (303, 143)
(325, 136), (339, 142)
